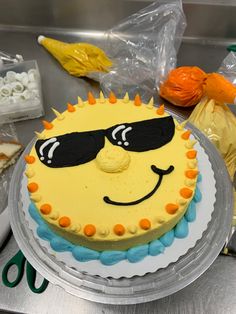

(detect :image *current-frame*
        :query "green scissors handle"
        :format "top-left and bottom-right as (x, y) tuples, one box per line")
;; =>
(227, 45), (236, 52)
(26, 261), (49, 293)
(2, 250), (49, 293)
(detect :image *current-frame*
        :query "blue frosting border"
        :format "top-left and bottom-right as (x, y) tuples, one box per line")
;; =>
(28, 174), (202, 266)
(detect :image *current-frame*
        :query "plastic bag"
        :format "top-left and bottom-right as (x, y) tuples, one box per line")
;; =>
(37, 1), (186, 101)
(188, 97), (236, 180)
(159, 66), (236, 107)
(159, 66), (207, 107)
(91, 0), (186, 100)
(38, 36), (112, 77)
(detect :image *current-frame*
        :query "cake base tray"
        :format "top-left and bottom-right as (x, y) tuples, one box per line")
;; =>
(8, 119), (233, 304)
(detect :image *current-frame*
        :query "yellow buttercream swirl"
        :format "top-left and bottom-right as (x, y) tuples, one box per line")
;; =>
(96, 145), (130, 173)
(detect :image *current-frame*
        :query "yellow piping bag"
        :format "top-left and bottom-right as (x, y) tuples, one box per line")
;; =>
(188, 97), (236, 180)
(38, 36), (112, 77)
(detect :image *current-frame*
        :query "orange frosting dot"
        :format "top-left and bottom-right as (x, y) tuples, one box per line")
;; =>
(139, 218), (151, 230)
(59, 216), (71, 227)
(185, 170), (198, 179)
(180, 187), (193, 199)
(181, 130), (191, 140)
(40, 204), (52, 215)
(88, 91), (96, 105)
(27, 182), (38, 193)
(24, 155), (35, 164)
(134, 94), (142, 106)
(42, 120), (53, 130)
(156, 104), (165, 115)
(84, 224), (96, 236)
(109, 91), (117, 104)
(114, 224), (125, 236)
(165, 203), (179, 214)
(186, 150), (197, 159)
(67, 103), (76, 112)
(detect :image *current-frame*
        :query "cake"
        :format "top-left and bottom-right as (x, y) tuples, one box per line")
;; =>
(25, 92), (202, 265)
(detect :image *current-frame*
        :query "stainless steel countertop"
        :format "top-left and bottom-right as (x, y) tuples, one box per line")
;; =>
(0, 28), (235, 314)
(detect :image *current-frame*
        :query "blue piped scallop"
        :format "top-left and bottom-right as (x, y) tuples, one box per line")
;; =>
(100, 251), (127, 265)
(193, 186), (202, 203)
(159, 229), (175, 247)
(149, 240), (165, 256)
(28, 175), (202, 265)
(72, 246), (100, 262)
(37, 225), (54, 241)
(50, 237), (73, 252)
(185, 201), (196, 222)
(174, 217), (189, 238)
(127, 245), (149, 263)
(29, 203), (43, 225)
(197, 173), (202, 183)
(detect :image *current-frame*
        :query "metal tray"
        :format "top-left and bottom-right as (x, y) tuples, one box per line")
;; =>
(8, 119), (233, 305)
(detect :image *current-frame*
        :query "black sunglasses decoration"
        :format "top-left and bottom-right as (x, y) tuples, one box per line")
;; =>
(35, 116), (175, 168)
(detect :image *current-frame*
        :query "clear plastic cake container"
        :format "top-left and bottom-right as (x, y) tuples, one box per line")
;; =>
(0, 60), (44, 124)
(8, 116), (234, 304)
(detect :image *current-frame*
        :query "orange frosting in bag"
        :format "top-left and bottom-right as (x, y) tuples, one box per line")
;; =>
(160, 66), (236, 107)
(159, 66), (207, 107)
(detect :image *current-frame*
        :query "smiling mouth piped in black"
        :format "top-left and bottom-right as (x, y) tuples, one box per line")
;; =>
(103, 165), (174, 206)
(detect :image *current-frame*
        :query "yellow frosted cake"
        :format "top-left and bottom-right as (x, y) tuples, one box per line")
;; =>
(25, 92), (201, 264)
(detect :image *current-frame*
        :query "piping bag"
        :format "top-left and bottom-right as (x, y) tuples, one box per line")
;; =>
(160, 65), (236, 244)
(159, 66), (236, 107)
(38, 36), (112, 77)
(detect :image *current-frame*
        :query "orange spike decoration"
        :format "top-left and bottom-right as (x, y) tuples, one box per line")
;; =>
(42, 120), (53, 130)
(134, 94), (142, 106)
(109, 91), (117, 104)
(88, 91), (96, 105)
(67, 102), (76, 112)
(156, 104), (165, 115)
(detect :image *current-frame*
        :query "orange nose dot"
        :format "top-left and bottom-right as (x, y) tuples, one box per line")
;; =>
(185, 170), (198, 179)
(25, 155), (35, 164)
(88, 91), (96, 105)
(59, 216), (71, 227)
(186, 150), (197, 159)
(134, 94), (142, 106)
(165, 203), (179, 214)
(84, 224), (96, 236)
(109, 91), (117, 104)
(27, 182), (38, 193)
(181, 130), (191, 140)
(139, 218), (151, 230)
(40, 204), (52, 215)
(180, 188), (193, 199)
(114, 224), (125, 236)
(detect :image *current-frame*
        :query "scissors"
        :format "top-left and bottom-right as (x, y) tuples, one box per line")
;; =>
(2, 250), (49, 293)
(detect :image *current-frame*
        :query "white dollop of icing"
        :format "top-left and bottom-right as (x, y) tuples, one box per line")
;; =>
(127, 225), (137, 234)
(156, 216), (165, 224)
(98, 227), (109, 237)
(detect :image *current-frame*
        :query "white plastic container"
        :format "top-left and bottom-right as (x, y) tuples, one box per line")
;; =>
(0, 60), (44, 124)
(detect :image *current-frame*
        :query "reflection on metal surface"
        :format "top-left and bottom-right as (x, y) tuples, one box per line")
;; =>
(0, 0), (235, 312)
